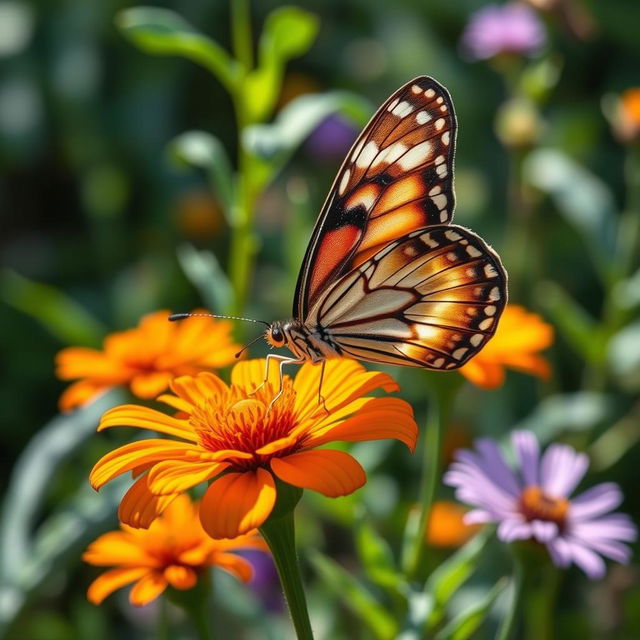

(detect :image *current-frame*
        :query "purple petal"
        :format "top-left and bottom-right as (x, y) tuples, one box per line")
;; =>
(546, 538), (572, 568)
(570, 515), (637, 543)
(570, 483), (623, 520)
(498, 518), (533, 542)
(464, 509), (495, 524)
(540, 444), (589, 497)
(474, 439), (521, 495)
(574, 537), (632, 564)
(531, 519), (558, 543)
(565, 541), (606, 580)
(512, 430), (540, 486)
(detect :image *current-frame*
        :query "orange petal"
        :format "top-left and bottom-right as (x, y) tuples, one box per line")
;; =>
(129, 372), (173, 399)
(146, 460), (228, 495)
(459, 359), (505, 389)
(200, 470), (276, 539)
(86, 567), (149, 605)
(293, 358), (399, 422)
(58, 380), (108, 411)
(129, 571), (168, 606)
(305, 397), (418, 452)
(82, 531), (151, 567)
(118, 475), (179, 528)
(89, 439), (203, 489)
(271, 449), (366, 497)
(170, 372), (229, 406)
(164, 565), (198, 590)
(501, 352), (551, 379)
(98, 405), (196, 441)
(215, 553), (255, 583)
(55, 347), (126, 380)
(230, 359), (280, 393)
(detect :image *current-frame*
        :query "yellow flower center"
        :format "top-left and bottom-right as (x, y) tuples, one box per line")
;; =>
(189, 379), (300, 469)
(519, 485), (569, 528)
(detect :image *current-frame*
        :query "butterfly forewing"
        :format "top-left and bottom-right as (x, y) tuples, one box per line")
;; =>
(305, 225), (506, 370)
(294, 76), (457, 319)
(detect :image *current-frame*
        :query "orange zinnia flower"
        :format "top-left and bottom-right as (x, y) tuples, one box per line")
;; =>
(90, 359), (418, 539)
(426, 501), (480, 547)
(56, 310), (239, 411)
(83, 494), (266, 607)
(459, 304), (553, 389)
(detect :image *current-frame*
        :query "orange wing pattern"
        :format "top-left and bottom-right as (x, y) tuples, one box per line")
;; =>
(305, 225), (506, 369)
(294, 76), (456, 319)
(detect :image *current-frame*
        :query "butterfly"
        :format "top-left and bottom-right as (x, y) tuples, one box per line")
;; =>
(173, 76), (507, 400)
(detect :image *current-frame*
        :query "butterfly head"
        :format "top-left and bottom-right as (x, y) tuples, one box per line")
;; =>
(265, 321), (289, 348)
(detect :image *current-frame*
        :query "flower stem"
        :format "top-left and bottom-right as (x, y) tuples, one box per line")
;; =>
(260, 511), (314, 640)
(497, 551), (525, 640)
(166, 570), (214, 640)
(404, 374), (461, 581)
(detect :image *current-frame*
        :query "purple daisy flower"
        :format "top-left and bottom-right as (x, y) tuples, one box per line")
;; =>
(305, 113), (358, 162)
(444, 431), (637, 579)
(461, 3), (546, 61)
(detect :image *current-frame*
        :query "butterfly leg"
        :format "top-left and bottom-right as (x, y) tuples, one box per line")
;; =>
(316, 360), (329, 415)
(262, 354), (303, 412)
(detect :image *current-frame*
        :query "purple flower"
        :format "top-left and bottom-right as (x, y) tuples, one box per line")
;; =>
(305, 114), (358, 162)
(444, 431), (637, 579)
(461, 3), (546, 60)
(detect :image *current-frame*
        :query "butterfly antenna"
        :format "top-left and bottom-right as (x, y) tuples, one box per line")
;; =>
(168, 312), (270, 327)
(234, 334), (265, 359)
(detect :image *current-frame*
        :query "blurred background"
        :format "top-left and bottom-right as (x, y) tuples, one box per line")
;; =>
(1, 0), (640, 638)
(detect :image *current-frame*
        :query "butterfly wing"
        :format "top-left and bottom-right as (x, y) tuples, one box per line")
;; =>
(304, 225), (507, 369)
(294, 76), (457, 320)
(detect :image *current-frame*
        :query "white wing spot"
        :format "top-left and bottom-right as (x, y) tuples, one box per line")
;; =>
(429, 185), (442, 196)
(442, 132), (451, 146)
(350, 137), (365, 161)
(466, 268), (477, 278)
(372, 142), (407, 169)
(339, 169), (350, 196)
(416, 110), (432, 125)
(489, 286), (501, 301)
(356, 141), (379, 168)
(479, 318), (494, 330)
(420, 232), (439, 248)
(436, 96), (444, 104)
(387, 97), (400, 112)
(440, 105), (448, 113)
(411, 84), (422, 94)
(435, 155), (445, 165)
(446, 251), (457, 262)
(470, 334), (483, 347)
(466, 245), (482, 258)
(445, 230), (462, 241)
(485, 305), (497, 316)
(452, 347), (468, 360)
(484, 264), (498, 278)
(436, 164), (448, 178)
(392, 101), (414, 118)
(425, 88), (436, 99)
(433, 357), (445, 368)
(398, 140), (432, 170)
(431, 194), (447, 210)
(435, 118), (446, 131)
(445, 363), (457, 369)
(440, 211), (448, 222)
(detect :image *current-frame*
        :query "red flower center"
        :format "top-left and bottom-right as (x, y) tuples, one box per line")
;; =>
(519, 485), (569, 528)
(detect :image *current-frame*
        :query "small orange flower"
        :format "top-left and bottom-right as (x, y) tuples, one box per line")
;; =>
(83, 494), (266, 607)
(459, 304), (553, 389)
(426, 501), (480, 547)
(90, 358), (417, 539)
(56, 310), (239, 411)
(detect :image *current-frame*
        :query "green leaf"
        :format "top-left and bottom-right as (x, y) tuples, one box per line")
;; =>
(355, 513), (404, 592)
(434, 579), (506, 640)
(608, 320), (640, 390)
(243, 6), (319, 122)
(243, 90), (371, 189)
(423, 529), (492, 628)
(0, 269), (106, 346)
(309, 550), (398, 640)
(116, 7), (240, 90)
(536, 280), (605, 363)
(524, 149), (617, 279)
(176, 244), (234, 313)
(168, 131), (235, 221)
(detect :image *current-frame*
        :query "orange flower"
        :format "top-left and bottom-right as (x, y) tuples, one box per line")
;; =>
(90, 358), (417, 539)
(459, 305), (553, 389)
(83, 494), (266, 606)
(56, 310), (239, 411)
(426, 501), (480, 547)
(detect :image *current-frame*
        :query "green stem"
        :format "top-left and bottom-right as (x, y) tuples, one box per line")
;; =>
(167, 570), (214, 640)
(156, 596), (170, 640)
(231, 0), (253, 71)
(497, 552), (525, 640)
(405, 374), (461, 581)
(260, 511), (314, 640)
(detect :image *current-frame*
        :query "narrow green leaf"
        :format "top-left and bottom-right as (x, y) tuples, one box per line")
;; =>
(243, 6), (319, 122)
(424, 529), (492, 628)
(176, 244), (234, 313)
(168, 131), (235, 220)
(434, 579), (506, 640)
(116, 8), (240, 90)
(309, 550), (398, 640)
(0, 269), (106, 346)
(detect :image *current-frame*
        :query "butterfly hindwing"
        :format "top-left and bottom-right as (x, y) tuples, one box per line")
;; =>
(294, 76), (457, 319)
(304, 225), (506, 370)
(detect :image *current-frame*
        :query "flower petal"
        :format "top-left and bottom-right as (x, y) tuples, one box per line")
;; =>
(118, 475), (178, 528)
(82, 531), (151, 567)
(129, 571), (168, 606)
(215, 553), (255, 583)
(231, 359), (280, 392)
(147, 460), (228, 495)
(512, 430), (540, 486)
(200, 470), (276, 539)
(98, 405), (195, 441)
(86, 567), (150, 605)
(130, 372), (173, 398)
(271, 450), (366, 497)
(570, 483), (623, 520)
(164, 565), (198, 590)
(58, 380), (108, 411)
(458, 359), (505, 389)
(540, 444), (588, 497)
(170, 372), (229, 406)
